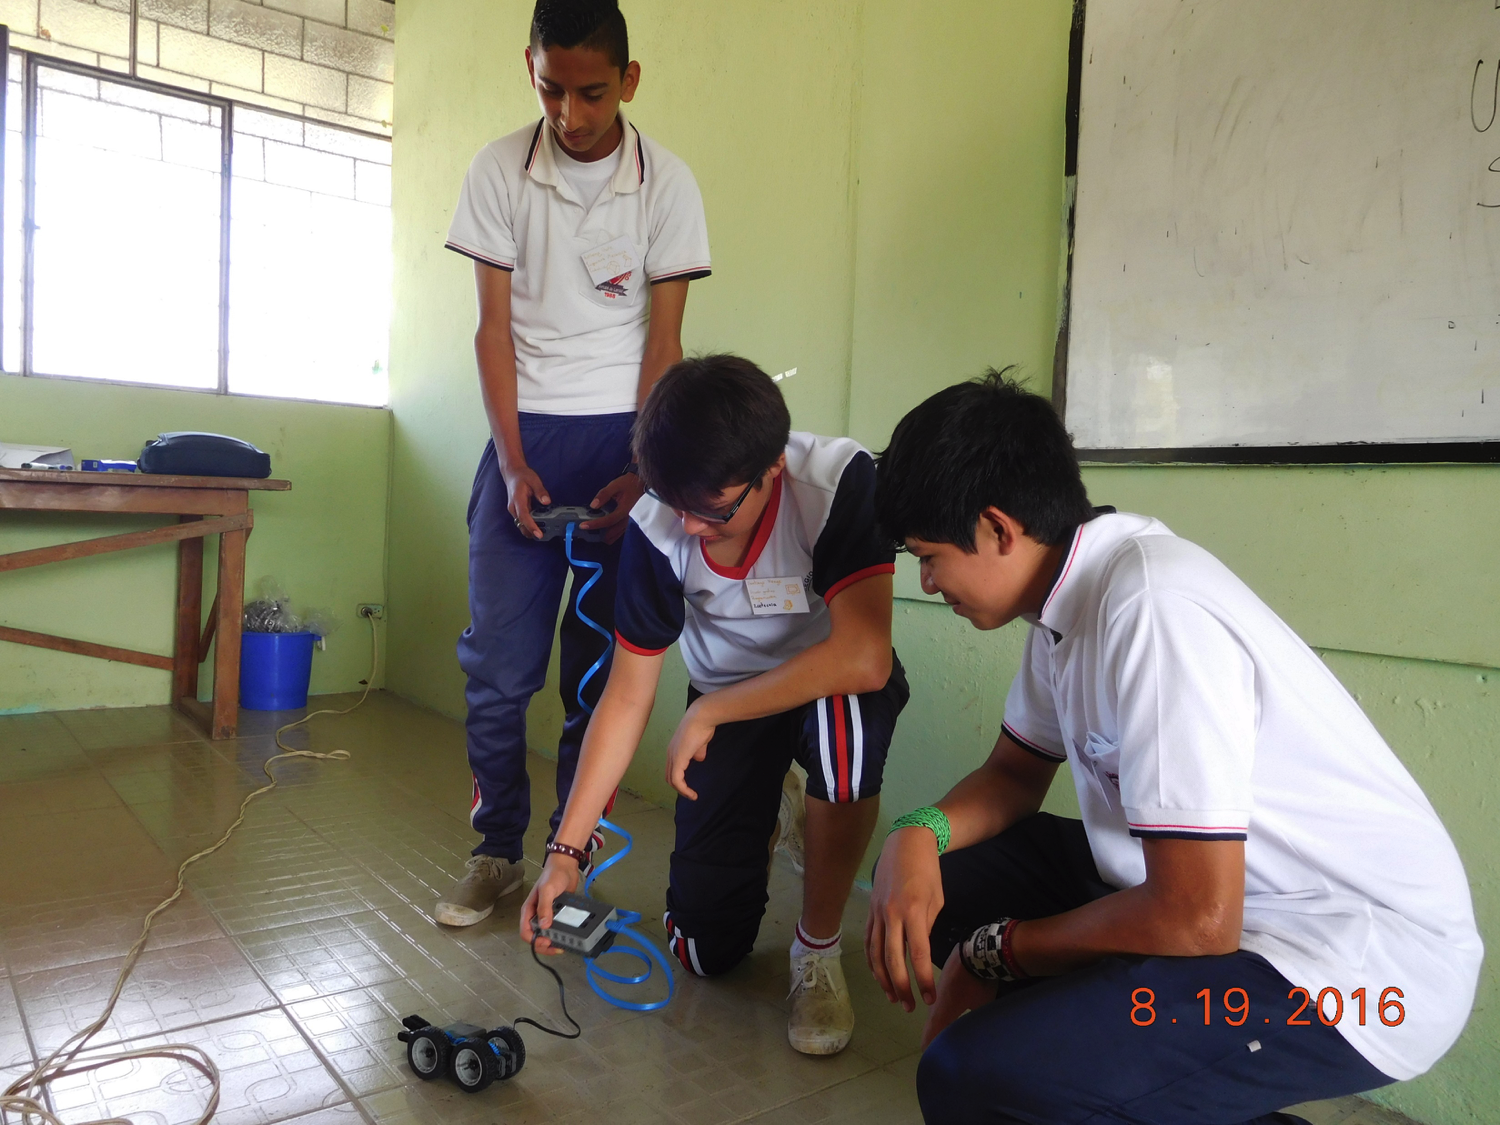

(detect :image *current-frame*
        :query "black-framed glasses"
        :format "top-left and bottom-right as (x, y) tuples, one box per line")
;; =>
(647, 472), (763, 524)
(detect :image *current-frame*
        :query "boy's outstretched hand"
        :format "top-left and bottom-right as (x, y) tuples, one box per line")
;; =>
(665, 701), (716, 799)
(519, 856), (581, 954)
(866, 825), (946, 1012)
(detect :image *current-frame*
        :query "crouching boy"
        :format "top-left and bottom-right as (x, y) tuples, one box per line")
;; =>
(866, 371), (1481, 1125)
(521, 354), (909, 1055)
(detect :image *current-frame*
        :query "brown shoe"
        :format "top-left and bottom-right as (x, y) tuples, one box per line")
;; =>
(433, 855), (524, 927)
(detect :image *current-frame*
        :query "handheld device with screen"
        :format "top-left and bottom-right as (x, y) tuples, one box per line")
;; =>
(533, 820), (677, 1013)
(536, 891), (618, 957)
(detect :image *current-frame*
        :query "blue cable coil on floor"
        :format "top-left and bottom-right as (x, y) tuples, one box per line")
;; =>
(564, 523), (676, 1012)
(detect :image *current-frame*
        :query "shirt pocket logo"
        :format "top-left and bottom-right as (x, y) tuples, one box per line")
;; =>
(580, 234), (644, 308)
(1081, 731), (1123, 811)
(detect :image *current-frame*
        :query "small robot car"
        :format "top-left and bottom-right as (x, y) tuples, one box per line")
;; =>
(397, 1014), (525, 1093)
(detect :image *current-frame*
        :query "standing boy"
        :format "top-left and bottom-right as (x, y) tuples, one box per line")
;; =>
(866, 371), (1481, 1124)
(521, 356), (910, 1055)
(436, 0), (710, 926)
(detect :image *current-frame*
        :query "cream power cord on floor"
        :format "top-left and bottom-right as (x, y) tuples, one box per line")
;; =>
(1, 612), (381, 1125)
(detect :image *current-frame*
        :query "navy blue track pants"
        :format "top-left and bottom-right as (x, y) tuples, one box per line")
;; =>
(919, 814), (1393, 1125)
(664, 659), (909, 977)
(458, 412), (633, 861)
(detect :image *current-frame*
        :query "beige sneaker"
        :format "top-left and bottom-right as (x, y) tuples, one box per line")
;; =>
(433, 855), (524, 927)
(774, 769), (806, 876)
(787, 947), (855, 1055)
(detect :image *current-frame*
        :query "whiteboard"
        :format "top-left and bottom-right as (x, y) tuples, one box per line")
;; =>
(1066, 0), (1500, 450)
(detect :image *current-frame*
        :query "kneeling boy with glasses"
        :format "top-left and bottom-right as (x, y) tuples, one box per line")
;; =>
(521, 353), (908, 1055)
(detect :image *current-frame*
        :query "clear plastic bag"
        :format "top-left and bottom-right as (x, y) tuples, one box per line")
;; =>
(243, 578), (342, 646)
(300, 607), (339, 640)
(243, 577), (301, 633)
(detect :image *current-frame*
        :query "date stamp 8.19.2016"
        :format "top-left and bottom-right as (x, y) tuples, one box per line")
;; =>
(1130, 986), (1405, 1029)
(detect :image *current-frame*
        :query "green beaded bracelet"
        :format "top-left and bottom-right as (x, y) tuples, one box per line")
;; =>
(889, 806), (951, 854)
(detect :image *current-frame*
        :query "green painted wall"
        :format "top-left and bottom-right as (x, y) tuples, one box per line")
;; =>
(0, 376), (391, 712)
(847, 0), (1073, 448)
(388, 4), (1498, 1121)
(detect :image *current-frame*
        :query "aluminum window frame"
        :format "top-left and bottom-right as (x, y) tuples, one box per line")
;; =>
(4, 42), (394, 407)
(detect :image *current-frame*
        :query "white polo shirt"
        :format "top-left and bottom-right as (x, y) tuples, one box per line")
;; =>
(614, 433), (895, 692)
(445, 112), (711, 416)
(1002, 512), (1480, 1080)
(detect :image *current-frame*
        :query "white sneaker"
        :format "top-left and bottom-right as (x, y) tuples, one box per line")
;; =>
(775, 769), (806, 876)
(787, 947), (855, 1055)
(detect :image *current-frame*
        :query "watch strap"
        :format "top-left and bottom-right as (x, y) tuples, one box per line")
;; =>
(961, 917), (1027, 982)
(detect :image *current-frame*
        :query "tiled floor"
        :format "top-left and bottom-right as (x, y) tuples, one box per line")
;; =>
(0, 695), (1414, 1124)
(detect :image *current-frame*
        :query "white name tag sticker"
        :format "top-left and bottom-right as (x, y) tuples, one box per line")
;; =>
(746, 576), (810, 616)
(581, 235), (641, 294)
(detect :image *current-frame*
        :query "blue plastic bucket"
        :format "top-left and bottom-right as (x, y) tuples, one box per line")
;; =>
(240, 631), (317, 711)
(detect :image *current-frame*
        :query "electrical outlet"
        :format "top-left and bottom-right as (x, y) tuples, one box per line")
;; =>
(358, 604), (385, 619)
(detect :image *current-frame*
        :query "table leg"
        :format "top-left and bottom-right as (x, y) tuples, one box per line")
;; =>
(172, 516), (203, 710)
(210, 524), (248, 739)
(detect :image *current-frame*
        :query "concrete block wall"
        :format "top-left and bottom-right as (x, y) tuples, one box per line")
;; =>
(1, 0), (392, 134)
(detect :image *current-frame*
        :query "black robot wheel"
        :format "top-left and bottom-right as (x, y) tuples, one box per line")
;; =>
(448, 1039), (499, 1093)
(489, 1025), (526, 1079)
(404, 1029), (447, 1081)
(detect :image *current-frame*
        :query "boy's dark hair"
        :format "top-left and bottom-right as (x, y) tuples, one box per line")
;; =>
(634, 355), (791, 514)
(530, 0), (629, 72)
(875, 368), (1093, 551)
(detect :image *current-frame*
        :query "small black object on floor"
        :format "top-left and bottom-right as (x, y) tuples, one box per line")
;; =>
(397, 1014), (525, 1093)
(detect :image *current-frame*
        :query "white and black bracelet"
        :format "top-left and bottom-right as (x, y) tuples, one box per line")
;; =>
(961, 918), (1027, 983)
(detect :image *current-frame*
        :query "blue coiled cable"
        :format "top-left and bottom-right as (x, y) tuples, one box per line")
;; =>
(566, 522), (613, 715)
(580, 818), (676, 1011)
(563, 522), (676, 1012)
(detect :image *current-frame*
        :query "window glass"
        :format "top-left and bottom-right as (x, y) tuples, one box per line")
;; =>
(227, 107), (390, 406)
(30, 61), (223, 388)
(4, 52), (22, 373)
(0, 52), (392, 406)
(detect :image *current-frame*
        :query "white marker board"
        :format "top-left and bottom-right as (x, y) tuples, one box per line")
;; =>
(1065, 0), (1500, 451)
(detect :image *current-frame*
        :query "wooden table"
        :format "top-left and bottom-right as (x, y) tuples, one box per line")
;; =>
(0, 468), (292, 739)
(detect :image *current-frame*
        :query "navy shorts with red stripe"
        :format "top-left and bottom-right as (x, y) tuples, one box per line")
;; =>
(662, 652), (909, 977)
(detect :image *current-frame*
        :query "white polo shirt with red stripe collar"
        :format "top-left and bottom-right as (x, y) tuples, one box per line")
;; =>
(1002, 511), (1480, 1080)
(445, 111), (711, 416)
(613, 432), (895, 692)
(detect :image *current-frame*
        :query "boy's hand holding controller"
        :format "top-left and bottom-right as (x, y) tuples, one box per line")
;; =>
(582, 471), (645, 544)
(531, 504), (615, 541)
(519, 853), (582, 954)
(502, 459), (551, 540)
